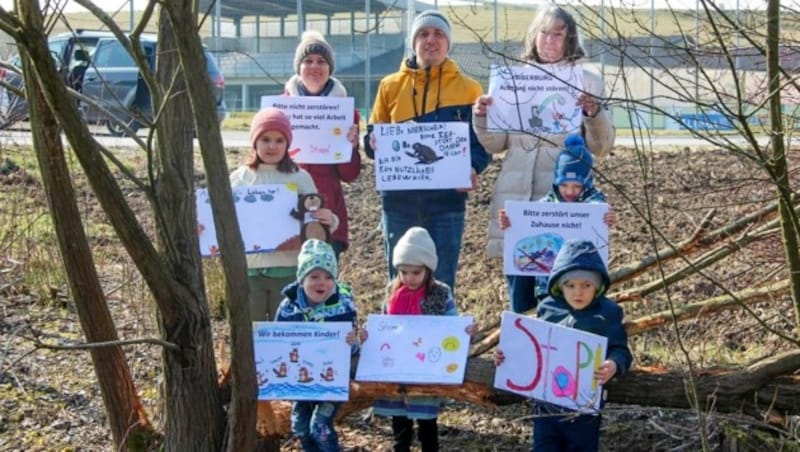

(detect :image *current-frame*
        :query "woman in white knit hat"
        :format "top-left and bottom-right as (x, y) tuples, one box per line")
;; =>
(368, 226), (475, 451)
(285, 30), (361, 261)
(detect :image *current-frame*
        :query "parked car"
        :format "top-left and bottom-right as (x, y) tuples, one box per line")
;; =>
(0, 55), (26, 129)
(0, 30), (113, 129)
(80, 36), (227, 136)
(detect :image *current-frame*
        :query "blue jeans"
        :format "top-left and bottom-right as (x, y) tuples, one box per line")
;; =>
(381, 210), (465, 291)
(532, 413), (601, 451)
(330, 240), (345, 262)
(507, 275), (546, 313)
(291, 401), (341, 452)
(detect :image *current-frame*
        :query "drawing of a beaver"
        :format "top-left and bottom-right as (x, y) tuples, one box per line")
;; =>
(406, 142), (444, 164)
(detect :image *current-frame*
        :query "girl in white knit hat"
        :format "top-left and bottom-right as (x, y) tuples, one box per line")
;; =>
(367, 226), (475, 451)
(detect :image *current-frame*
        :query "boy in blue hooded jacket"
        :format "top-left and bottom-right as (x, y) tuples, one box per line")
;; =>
(495, 239), (632, 451)
(499, 133), (617, 313)
(276, 239), (359, 452)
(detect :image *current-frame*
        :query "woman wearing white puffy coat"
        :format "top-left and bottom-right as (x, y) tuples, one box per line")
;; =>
(472, 5), (615, 313)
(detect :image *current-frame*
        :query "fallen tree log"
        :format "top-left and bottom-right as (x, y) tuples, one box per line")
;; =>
(612, 227), (778, 302)
(623, 279), (791, 335)
(248, 350), (800, 437)
(608, 201), (781, 284)
(470, 279), (791, 354)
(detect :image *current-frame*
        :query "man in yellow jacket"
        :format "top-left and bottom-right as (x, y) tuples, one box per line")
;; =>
(364, 9), (490, 294)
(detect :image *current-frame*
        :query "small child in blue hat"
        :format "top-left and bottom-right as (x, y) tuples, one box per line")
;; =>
(499, 133), (617, 313)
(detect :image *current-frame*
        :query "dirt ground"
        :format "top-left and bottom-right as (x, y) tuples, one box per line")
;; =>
(1, 144), (798, 451)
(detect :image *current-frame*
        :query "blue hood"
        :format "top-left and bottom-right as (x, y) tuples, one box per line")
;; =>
(547, 239), (610, 299)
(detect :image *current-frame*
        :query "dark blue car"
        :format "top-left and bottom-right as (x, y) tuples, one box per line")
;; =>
(80, 35), (227, 136)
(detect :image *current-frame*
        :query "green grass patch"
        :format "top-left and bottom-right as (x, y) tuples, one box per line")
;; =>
(222, 111), (254, 131)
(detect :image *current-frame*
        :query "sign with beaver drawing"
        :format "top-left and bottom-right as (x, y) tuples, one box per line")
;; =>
(494, 312), (607, 413)
(196, 184), (299, 257)
(253, 321), (353, 401)
(373, 122), (472, 191)
(486, 64), (583, 134)
(503, 201), (609, 277)
(261, 95), (354, 164)
(355, 314), (473, 384)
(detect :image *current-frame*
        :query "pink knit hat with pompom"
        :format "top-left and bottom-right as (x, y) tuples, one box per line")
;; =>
(249, 107), (293, 150)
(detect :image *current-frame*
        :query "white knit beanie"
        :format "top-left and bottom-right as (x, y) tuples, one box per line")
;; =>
(409, 10), (452, 51)
(392, 227), (438, 271)
(294, 30), (335, 75)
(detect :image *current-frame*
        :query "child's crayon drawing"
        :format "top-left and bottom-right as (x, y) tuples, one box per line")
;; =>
(355, 314), (472, 384)
(512, 233), (564, 273)
(486, 64), (583, 134)
(197, 184), (300, 257)
(494, 312), (607, 412)
(373, 122), (472, 191)
(503, 201), (609, 277)
(253, 322), (352, 401)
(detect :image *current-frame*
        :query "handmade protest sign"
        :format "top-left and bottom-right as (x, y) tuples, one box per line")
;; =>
(253, 321), (353, 401)
(486, 64), (583, 134)
(373, 122), (472, 191)
(261, 95), (354, 164)
(356, 314), (473, 384)
(494, 312), (607, 412)
(196, 184), (299, 257)
(503, 200), (608, 276)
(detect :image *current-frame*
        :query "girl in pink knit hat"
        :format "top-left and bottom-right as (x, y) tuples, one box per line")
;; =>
(230, 107), (339, 322)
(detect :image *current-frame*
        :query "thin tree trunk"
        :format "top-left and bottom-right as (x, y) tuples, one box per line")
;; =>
(609, 200), (780, 285)
(765, 0), (800, 335)
(16, 8), (152, 449)
(153, 10), (225, 451)
(160, 1), (258, 450)
(624, 279), (791, 335)
(614, 227), (776, 302)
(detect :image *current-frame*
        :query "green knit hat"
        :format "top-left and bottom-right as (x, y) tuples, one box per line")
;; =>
(296, 239), (338, 282)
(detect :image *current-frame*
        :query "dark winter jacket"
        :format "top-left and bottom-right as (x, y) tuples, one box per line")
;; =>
(364, 57), (490, 214)
(539, 240), (632, 380)
(540, 182), (606, 204)
(277, 281), (358, 325)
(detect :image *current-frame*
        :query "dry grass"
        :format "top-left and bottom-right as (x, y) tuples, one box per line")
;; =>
(1, 141), (798, 449)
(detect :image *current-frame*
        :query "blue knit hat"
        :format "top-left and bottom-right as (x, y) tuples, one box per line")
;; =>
(409, 10), (452, 51)
(297, 239), (338, 282)
(554, 134), (594, 187)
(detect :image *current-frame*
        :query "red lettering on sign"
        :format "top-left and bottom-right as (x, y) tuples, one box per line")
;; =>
(505, 317), (543, 391)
